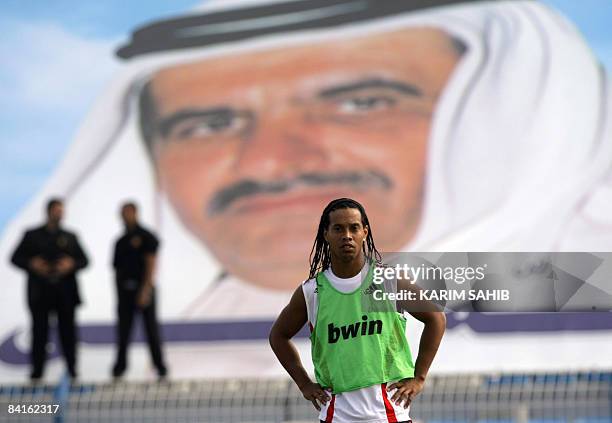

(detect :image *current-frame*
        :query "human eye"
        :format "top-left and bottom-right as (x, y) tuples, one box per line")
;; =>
(169, 110), (252, 140)
(336, 95), (396, 114)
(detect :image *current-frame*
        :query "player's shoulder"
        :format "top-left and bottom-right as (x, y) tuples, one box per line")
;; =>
(301, 276), (316, 290)
(301, 277), (318, 300)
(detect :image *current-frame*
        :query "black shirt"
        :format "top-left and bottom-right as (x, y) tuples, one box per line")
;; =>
(113, 224), (159, 284)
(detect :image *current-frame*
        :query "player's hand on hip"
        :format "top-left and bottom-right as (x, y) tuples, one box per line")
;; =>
(300, 382), (330, 411)
(387, 377), (425, 408)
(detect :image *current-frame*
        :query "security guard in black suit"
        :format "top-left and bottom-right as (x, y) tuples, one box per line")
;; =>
(10, 198), (88, 381)
(111, 202), (167, 379)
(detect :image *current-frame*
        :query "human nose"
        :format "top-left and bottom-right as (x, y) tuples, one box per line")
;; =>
(341, 230), (353, 241)
(233, 106), (329, 179)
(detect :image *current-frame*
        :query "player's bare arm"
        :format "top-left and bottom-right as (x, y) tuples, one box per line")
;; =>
(389, 278), (446, 408)
(269, 286), (330, 411)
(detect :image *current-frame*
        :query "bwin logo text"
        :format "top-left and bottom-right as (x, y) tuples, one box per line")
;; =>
(328, 315), (383, 343)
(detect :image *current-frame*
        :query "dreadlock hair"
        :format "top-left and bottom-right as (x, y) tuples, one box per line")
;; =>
(308, 198), (382, 280)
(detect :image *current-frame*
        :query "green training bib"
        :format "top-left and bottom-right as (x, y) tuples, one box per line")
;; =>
(310, 265), (415, 394)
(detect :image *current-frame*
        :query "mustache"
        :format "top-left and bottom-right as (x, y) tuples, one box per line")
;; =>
(207, 170), (393, 216)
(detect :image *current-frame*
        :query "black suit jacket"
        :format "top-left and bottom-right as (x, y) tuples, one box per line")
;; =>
(11, 225), (89, 308)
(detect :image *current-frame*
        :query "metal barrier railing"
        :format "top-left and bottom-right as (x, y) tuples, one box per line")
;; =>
(0, 371), (610, 422)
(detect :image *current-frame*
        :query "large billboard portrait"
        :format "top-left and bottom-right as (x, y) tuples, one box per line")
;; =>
(0, 0), (611, 382)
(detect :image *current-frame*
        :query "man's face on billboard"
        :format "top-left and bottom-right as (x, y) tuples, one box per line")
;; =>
(142, 27), (463, 289)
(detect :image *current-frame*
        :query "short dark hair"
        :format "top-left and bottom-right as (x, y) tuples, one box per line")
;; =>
(121, 201), (138, 212)
(46, 198), (63, 214)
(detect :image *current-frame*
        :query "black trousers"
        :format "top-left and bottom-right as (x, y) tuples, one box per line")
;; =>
(29, 299), (77, 378)
(113, 286), (166, 376)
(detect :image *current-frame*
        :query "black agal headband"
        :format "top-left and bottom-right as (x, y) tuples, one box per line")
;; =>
(117, 0), (490, 59)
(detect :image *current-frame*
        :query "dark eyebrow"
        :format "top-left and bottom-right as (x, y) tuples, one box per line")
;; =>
(318, 77), (422, 98)
(158, 107), (239, 138)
